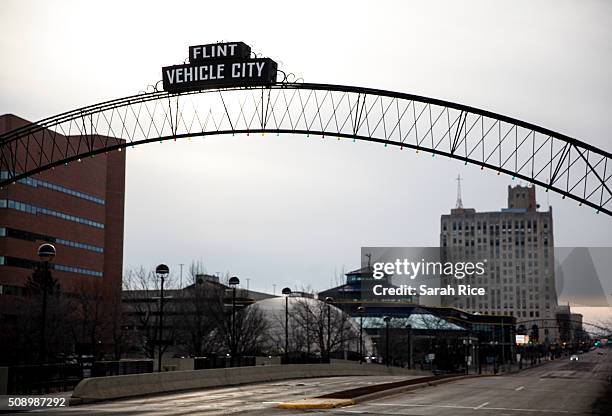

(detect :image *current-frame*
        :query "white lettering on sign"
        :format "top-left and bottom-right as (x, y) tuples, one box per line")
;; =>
(166, 69), (175, 84)
(166, 64), (227, 84)
(163, 58), (274, 91)
(192, 43), (238, 61)
(230, 62), (266, 78)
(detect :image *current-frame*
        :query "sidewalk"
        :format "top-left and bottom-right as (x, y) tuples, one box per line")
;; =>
(476, 357), (554, 375)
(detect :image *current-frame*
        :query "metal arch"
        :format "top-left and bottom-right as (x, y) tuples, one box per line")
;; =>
(1, 82), (611, 215)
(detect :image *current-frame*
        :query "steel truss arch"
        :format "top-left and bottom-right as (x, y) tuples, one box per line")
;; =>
(1, 83), (611, 215)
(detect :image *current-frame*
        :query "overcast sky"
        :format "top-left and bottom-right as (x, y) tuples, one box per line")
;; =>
(1, 0), (611, 298)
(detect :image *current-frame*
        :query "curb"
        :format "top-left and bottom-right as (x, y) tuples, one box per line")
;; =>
(353, 374), (478, 403)
(277, 398), (355, 409)
(277, 374), (480, 410)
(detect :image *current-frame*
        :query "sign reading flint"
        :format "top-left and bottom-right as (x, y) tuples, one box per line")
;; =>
(163, 41), (277, 92)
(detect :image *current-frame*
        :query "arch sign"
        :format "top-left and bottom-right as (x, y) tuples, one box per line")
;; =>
(0, 42), (610, 216)
(162, 41), (278, 92)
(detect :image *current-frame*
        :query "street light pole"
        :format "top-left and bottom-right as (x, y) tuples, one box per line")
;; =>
(357, 306), (365, 363)
(37, 243), (56, 364)
(282, 287), (292, 363)
(383, 316), (391, 367)
(155, 264), (169, 373)
(465, 331), (470, 375)
(228, 276), (240, 367)
(325, 297), (334, 363)
(406, 324), (412, 369)
(501, 322), (506, 372)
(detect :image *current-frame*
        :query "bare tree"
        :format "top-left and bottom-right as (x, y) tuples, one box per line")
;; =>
(8, 269), (75, 363)
(291, 296), (358, 359)
(107, 286), (126, 360)
(69, 279), (108, 359)
(234, 305), (270, 355)
(174, 281), (226, 356)
(213, 297), (270, 357)
(122, 267), (177, 359)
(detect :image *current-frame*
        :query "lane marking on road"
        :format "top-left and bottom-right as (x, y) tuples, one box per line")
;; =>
(375, 403), (475, 409)
(474, 402), (490, 409)
(370, 403), (571, 413)
(515, 385), (525, 391)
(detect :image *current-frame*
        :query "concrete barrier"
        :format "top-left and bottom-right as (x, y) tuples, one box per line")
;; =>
(70, 363), (425, 405)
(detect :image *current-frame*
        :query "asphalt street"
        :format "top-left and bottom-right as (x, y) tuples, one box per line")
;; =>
(11, 375), (421, 415)
(9, 349), (611, 415)
(292, 348), (612, 416)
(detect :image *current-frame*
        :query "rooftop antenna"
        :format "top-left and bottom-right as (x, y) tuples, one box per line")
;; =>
(456, 174), (464, 209)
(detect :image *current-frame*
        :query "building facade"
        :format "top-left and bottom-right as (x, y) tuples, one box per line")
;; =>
(440, 185), (558, 344)
(319, 267), (515, 371)
(122, 274), (275, 360)
(0, 114), (125, 362)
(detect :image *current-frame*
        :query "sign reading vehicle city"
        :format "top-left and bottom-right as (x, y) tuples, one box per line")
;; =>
(162, 41), (278, 92)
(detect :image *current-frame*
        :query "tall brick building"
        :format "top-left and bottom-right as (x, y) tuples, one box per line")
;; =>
(0, 114), (125, 362)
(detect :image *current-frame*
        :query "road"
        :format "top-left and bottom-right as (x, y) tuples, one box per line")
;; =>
(10, 349), (611, 415)
(11, 375), (421, 415)
(293, 348), (612, 416)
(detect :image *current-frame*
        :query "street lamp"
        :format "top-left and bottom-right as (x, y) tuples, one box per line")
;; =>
(229, 276), (240, 366)
(155, 264), (169, 373)
(406, 324), (412, 369)
(464, 332), (472, 375)
(325, 297), (334, 362)
(357, 306), (365, 363)
(37, 243), (56, 364)
(383, 316), (391, 367)
(282, 287), (292, 363)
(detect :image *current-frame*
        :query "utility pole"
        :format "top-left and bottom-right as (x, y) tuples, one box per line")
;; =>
(179, 263), (184, 289)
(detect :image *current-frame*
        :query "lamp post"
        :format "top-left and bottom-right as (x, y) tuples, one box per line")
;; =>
(406, 324), (412, 369)
(37, 243), (56, 364)
(383, 316), (391, 367)
(325, 297), (334, 362)
(464, 331), (471, 375)
(357, 306), (365, 363)
(228, 276), (240, 367)
(282, 287), (292, 363)
(155, 264), (169, 372)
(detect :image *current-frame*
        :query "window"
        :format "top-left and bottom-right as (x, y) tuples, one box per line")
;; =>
(0, 171), (105, 205)
(1, 199), (104, 229)
(1, 227), (103, 253)
(0, 255), (102, 277)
